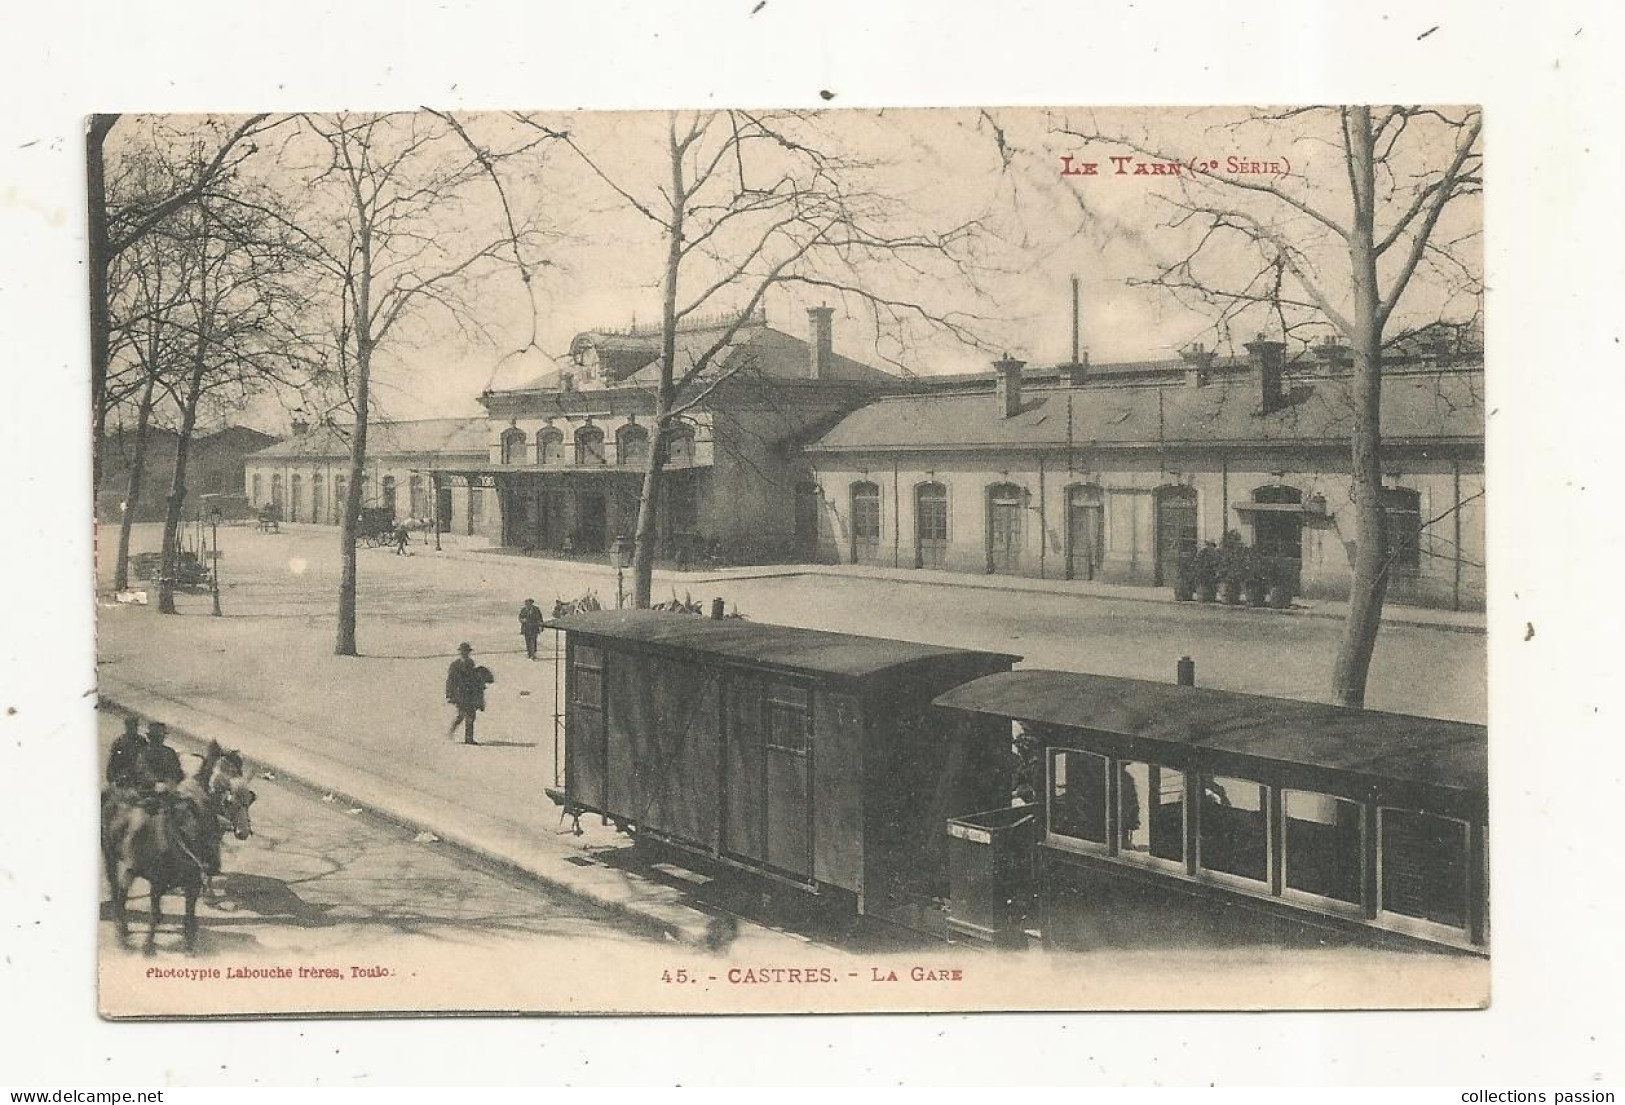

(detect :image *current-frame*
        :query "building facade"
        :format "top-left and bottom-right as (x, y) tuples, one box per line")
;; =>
(435, 307), (905, 559)
(238, 319), (1486, 611)
(243, 418), (492, 534)
(804, 342), (1485, 610)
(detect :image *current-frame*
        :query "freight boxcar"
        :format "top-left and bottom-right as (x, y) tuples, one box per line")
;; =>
(552, 611), (1019, 931)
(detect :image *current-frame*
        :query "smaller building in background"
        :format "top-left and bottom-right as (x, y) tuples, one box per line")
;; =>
(98, 425), (279, 522)
(243, 418), (491, 536)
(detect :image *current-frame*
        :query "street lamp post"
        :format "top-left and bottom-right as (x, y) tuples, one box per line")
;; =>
(209, 507), (222, 617)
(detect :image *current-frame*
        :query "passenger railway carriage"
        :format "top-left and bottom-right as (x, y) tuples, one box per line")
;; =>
(934, 670), (1489, 954)
(549, 613), (1488, 954)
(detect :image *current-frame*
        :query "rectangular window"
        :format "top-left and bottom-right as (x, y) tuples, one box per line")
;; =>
(1048, 748), (1109, 846)
(1380, 807), (1469, 931)
(1198, 774), (1269, 884)
(1284, 790), (1364, 907)
(571, 645), (603, 709)
(1119, 761), (1186, 866)
(1381, 487), (1423, 574)
(917, 495), (948, 541)
(765, 683), (811, 754)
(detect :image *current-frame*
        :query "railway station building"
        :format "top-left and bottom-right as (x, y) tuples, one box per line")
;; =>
(242, 311), (1484, 611)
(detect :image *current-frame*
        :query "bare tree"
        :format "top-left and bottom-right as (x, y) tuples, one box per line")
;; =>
(150, 167), (315, 615)
(88, 114), (272, 491)
(1054, 106), (1482, 707)
(104, 191), (199, 592)
(280, 112), (551, 656)
(522, 110), (990, 608)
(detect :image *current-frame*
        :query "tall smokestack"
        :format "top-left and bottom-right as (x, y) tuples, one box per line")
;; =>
(1071, 276), (1081, 366)
(807, 306), (834, 379)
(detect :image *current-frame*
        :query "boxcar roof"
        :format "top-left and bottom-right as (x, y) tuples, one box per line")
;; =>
(934, 669), (1487, 794)
(555, 611), (1020, 681)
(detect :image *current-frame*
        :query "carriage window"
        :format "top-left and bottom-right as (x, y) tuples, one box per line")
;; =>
(1198, 774), (1269, 884)
(1380, 808), (1469, 931)
(1049, 749), (1108, 846)
(1284, 790), (1364, 907)
(1119, 761), (1185, 865)
(765, 683), (811, 754)
(571, 645), (603, 709)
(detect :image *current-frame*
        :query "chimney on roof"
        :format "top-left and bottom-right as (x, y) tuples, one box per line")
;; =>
(290, 418), (308, 436)
(994, 354), (1026, 418)
(559, 371), (576, 394)
(1313, 335), (1353, 371)
(1180, 343), (1214, 388)
(807, 306), (834, 379)
(1246, 333), (1288, 413)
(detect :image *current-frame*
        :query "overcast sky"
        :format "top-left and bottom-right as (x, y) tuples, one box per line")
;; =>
(110, 106), (1482, 431)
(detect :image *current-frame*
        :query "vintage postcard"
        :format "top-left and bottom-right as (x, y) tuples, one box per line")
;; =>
(91, 105), (1487, 1017)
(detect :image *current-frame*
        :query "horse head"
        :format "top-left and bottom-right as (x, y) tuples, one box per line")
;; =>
(201, 742), (256, 841)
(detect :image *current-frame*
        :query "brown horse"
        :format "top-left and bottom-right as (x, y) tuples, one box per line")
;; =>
(102, 740), (256, 955)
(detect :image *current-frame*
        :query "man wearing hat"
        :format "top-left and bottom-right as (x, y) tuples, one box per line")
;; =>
(518, 598), (545, 660)
(445, 642), (487, 744)
(105, 714), (147, 791)
(136, 721), (186, 791)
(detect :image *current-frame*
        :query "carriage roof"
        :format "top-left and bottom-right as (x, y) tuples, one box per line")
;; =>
(553, 610), (1020, 683)
(934, 669), (1487, 794)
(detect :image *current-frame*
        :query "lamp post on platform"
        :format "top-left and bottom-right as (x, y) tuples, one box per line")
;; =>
(208, 505), (223, 617)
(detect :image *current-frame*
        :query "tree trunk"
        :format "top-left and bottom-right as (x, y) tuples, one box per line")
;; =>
(630, 119), (688, 610)
(88, 115), (117, 494)
(1331, 107), (1389, 708)
(157, 370), (205, 615)
(111, 374), (158, 592)
(335, 339), (371, 656)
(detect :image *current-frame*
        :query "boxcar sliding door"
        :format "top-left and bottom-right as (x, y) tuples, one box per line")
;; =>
(565, 641), (608, 811)
(723, 677), (813, 879)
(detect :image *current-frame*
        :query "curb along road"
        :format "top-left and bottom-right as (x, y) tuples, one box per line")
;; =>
(97, 688), (746, 952)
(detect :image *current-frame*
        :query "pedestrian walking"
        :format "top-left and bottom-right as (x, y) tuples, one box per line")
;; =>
(445, 642), (492, 744)
(518, 598), (545, 660)
(105, 715), (147, 790)
(394, 520), (411, 556)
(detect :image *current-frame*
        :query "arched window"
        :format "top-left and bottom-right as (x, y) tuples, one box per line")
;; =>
(536, 427), (564, 466)
(851, 481), (882, 564)
(251, 473), (263, 505)
(1066, 484), (1104, 580)
(381, 474), (397, 516)
(312, 472), (325, 524)
(987, 482), (1024, 574)
(1250, 484), (1303, 589)
(617, 423), (649, 467)
(915, 482), (948, 569)
(409, 474), (427, 518)
(1153, 485), (1198, 586)
(1381, 486), (1423, 575)
(290, 474), (303, 522)
(575, 424), (606, 465)
(663, 424), (695, 467)
(500, 428), (526, 465)
(270, 473), (283, 514)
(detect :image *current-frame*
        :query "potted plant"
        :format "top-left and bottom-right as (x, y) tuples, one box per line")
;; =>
(1266, 558), (1296, 609)
(1244, 548), (1271, 607)
(1192, 541), (1220, 603)
(1217, 531), (1246, 605)
(1172, 548), (1196, 601)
